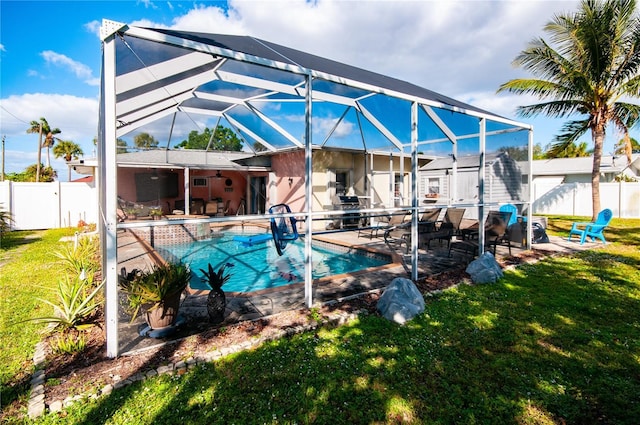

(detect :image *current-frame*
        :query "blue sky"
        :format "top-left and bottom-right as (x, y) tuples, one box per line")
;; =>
(1, 0), (635, 181)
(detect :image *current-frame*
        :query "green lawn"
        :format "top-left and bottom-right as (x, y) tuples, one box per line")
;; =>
(0, 229), (76, 413)
(3, 219), (640, 424)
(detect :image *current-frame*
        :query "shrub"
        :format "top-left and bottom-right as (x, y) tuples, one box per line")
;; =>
(0, 203), (13, 245)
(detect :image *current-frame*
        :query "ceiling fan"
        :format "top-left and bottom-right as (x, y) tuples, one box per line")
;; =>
(208, 170), (226, 179)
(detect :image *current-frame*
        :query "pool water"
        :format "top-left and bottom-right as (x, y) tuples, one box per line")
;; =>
(155, 232), (390, 293)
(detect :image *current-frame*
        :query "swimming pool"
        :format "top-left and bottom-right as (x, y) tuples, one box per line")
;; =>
(155, 231), (391, 293)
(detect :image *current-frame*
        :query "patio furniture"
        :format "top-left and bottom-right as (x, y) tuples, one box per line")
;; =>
(384, 208), (446, 253)
(421, 207), (466, 249)
(449, 210), (512, 260)
(568, 208), (613, 244)
(383, 222), (412, 253)
(499, 203), (519, 227)
(362, 211), (407, 239)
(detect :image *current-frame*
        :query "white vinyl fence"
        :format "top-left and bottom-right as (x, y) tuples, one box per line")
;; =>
(532, 181), (640, 218)
(1, 180), (638, 231)
(0, 181), (98, 230)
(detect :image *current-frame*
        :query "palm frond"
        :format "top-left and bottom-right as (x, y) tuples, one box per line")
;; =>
(515, 100), (583, 119)
(550, 119), (591, 149)
(612, 102), (640, 129)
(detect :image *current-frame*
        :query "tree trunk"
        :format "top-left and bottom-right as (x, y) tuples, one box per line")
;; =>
(591, 124), (606, 222)
(36, 125), (43, 183)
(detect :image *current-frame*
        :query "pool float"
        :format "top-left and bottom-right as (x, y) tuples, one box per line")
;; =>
(232, 233), (272, 246)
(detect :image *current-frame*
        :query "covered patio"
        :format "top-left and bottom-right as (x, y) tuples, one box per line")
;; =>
(99, 20), (533, 357)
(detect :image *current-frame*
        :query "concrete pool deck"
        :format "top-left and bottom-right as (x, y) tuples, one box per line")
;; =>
(116, 224), (600, 355)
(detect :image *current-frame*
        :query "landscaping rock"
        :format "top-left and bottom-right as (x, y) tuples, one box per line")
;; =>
(466, 252), (503, 284)
(377, 278), (425, 325)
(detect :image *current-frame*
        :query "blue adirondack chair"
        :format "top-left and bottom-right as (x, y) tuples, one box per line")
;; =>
(499, 204), (519, 227)
(567, 208), (613, 244)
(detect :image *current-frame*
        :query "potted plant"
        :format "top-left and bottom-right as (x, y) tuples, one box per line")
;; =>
(200, 263), (232, 323)
(150, 207), (163, 220)
(119, 262), (191, 330)
(124, 206), (139, 219)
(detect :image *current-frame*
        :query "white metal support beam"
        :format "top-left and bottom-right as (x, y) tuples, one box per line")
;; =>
(304, 73), (313, 308)
(410, 101), (419, 281)
(245, 103), (303, 148)
(357, 103), (404, 151)
(224, 114), (278, 151)
(478, 118), (486, 254)
(102, 30), (119, 359)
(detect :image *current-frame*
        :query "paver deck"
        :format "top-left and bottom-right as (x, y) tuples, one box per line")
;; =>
(116, 224), (599, 355)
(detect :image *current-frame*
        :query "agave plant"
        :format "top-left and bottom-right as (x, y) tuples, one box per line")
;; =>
(25, 275), (104, 332)
(54, 235), (101, 277)
(119, 262), (191, 322)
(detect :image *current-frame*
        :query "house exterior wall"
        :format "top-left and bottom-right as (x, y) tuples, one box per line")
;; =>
(420, 157), (527, 206)
(368, 154), (414, 208)
(268, 150), (421, 230)
(270, 150), (306, 212)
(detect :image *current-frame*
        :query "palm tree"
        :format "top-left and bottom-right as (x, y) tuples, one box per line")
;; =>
(498, 0), (640, 220)
(26, 118), (61, 182)
(53, 140), (84, 181)
(43, 128), (61, 168)
(545, 141), (591, 158)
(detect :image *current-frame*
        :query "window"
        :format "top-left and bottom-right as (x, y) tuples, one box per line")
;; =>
(328, 169), (350, 204)
(335, 171), (347, 197)
(428, 177), (440, 195)
(192, 177), (208, 187)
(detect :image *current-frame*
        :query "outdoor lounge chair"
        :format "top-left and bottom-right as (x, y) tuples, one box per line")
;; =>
(448, 210), (512, 260)
(384, 208), (445, 253)
(420, 207), (466, 249)
(567, 208), (613, 244)
(361, 211), (407, 239)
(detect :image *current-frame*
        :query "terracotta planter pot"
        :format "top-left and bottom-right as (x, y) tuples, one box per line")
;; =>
(145, 291), (182, 330)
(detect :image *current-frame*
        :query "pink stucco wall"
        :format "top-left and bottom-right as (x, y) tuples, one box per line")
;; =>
(271, 150), (306, 212)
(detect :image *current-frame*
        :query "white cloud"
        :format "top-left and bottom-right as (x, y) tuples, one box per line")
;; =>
(84, 20), (102, 38)
(0, 43), (5, 52)
(40, 51), (98, 86)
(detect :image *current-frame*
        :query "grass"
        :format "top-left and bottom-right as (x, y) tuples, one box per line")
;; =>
(3, 219), (640, 423)
(0, 229), (76, 413)
(543, 214), (640, 246)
